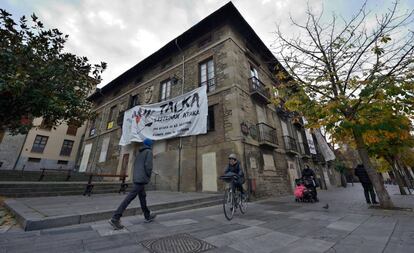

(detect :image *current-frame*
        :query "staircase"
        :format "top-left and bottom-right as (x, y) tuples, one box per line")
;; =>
(0, 169), (131, 198)
(0, 169), (90, 182)
(0, 182), (127, 198)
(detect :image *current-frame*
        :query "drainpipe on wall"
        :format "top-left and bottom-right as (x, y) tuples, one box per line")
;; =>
(242, 139), (251, 195)
(175, 38), (185, 192)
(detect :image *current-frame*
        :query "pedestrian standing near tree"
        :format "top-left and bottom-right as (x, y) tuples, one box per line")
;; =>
(109, 138), (156, 230)
(354, 164), (378, 205)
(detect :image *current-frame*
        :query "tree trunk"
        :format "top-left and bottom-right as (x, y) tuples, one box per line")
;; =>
(352, 129), (394, 208)
(385, 157), (407, 195)
(395, 160), (411, 194)
(392, 165), (407, 195)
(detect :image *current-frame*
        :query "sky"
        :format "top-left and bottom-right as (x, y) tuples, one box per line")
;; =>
(1, 0), (413, 88)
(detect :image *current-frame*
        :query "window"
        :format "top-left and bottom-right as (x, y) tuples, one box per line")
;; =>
(28, 157), (41, 163)
(60, 140), (74, 156)
(31, 135), (48, 153)
(57, 160), (68, 165)
(107, 106), (117, 130)
(159, 79), (172, 102)
(89, 115), (98, 136)
(250, 65), (259, 79)
(66, 124), (78, 136)
(207, 106), (215, 131)
(129, 94), (139, 109)
(250, 65), (261, 89)
(199, 58), (215, 92)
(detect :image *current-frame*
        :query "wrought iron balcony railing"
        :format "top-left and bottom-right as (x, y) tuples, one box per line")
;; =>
(257, 123), (278, 148)
(248, 77), (270, 104)
(283, 135), (299, 154)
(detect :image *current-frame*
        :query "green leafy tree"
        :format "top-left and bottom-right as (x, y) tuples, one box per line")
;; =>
(361, 110), (414, 195)
(0, 9), (106, 134)
(273, 1), (414, 208)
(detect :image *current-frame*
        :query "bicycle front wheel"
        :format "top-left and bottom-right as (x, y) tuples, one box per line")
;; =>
(239, 193), (248, 214)
(223, 188), (235, 220)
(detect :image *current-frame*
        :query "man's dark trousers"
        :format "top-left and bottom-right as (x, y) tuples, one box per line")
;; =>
(113, 183), (150, 220)
(361, 183), (376, 203)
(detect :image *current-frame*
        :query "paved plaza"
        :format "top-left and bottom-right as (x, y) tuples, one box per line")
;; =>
(1, 184), (414, 253)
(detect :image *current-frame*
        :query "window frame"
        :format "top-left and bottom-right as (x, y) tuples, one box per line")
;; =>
(199, 58), (215, 92)
(159, 79), (172, 102)
(66, 124), (78, 136)
(129, 94), (139, 109)
(31, 135), (48, 153)
(60, 139), (74, 156)
(107, 105), (117, 130)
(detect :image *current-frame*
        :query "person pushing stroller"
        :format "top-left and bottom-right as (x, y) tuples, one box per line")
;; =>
(301, 165), (319, 202)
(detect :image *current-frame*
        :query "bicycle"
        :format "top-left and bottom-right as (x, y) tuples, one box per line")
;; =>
(219, 175), (248, 220)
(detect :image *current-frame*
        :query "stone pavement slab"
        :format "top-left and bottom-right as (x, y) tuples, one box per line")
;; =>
(229, 231), (300, 253)
(1, 184), (414, 253)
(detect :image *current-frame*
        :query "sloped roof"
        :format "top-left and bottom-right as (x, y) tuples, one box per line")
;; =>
(88, 1), (280, 101)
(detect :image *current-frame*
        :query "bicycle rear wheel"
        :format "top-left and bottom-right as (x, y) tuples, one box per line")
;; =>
(223, 188), (235, 220)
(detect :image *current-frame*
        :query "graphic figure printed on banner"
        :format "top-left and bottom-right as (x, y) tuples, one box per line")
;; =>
(119, 85), (208, 145)
(134, 109), (153, 134)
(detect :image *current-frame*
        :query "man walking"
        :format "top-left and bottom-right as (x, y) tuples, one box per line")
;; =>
(109, 138), (156, 230)
(354, 164), (378, 204)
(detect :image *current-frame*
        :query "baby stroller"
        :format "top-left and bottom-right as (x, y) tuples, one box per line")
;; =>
(294, 179), (315, 202)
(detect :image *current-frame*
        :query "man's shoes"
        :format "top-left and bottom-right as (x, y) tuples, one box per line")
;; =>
(372, 201), (379, 204)
(366, 201), (372, 204)
(144, 214), (157, 223)
(109, 219), (124, 230)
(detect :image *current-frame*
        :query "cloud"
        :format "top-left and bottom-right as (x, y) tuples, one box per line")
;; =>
(3, 0), (413, 88)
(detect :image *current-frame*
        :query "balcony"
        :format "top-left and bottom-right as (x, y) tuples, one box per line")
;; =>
(248, 77), (270, 104)
(257, 123), (278, 148)
(283, 135), (299, 155)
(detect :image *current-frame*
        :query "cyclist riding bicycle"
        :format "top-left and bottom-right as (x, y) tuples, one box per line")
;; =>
(224, 154), (245, 196)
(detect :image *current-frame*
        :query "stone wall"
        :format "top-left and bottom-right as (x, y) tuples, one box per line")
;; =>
(0, 132), (26, 170)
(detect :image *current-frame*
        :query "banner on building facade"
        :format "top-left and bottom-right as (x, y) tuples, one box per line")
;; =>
(314, 129), (336, 161)
(119, 85), (208, 145)
(302, 117), (317, 155)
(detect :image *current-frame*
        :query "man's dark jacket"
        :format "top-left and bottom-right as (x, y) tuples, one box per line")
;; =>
(354, 165), (372, 184)
(225, 162), (245, 184)
(133, 146), (153, 184)
(302, 168), (316, 179)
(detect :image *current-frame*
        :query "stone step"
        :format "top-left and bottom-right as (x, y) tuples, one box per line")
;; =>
(0, 170), (91, 182)
(1, 189), (126, 198)
(0, 182), (127, 197)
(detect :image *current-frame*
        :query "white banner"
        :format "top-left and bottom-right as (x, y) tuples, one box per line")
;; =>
(314, 129), (336, 161)
(119, 86), (208, 145)
(302, 117), (317, 155)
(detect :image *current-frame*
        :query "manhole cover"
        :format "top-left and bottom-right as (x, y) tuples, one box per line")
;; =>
(141, 233), (216, 253)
